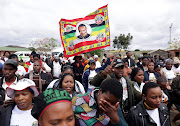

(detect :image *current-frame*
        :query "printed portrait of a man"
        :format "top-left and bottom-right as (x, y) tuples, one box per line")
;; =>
(77, 24), (90, 39)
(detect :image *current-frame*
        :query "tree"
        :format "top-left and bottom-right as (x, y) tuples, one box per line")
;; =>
(113, 33), (133, 50)
(88, 49), (102, 57)
(28, 47), (35, 51)
(135, 49), (140, 51)
(168, 38), (180, 50)
(30, 38), (60, 52)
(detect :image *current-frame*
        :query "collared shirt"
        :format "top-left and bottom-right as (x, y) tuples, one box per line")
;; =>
(2, 77), (18, 100)
(72, 88), (110, 126)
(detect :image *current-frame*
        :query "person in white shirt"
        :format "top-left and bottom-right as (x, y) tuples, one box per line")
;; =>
(172, 57), (180, 75)
(94, 55), (101, 68)
(161, 59), (176, 85)
(28, 54), (51, 73)
(0, 78), (39, 126)
(52, 56), (62, 79)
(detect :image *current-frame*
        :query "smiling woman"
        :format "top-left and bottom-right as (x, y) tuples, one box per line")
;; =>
(0, 78), (39, 126)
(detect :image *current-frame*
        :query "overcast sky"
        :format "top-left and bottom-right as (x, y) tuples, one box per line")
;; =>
(0, 0), (179, 51)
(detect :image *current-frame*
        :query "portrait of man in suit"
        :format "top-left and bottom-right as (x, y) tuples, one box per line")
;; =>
(77, 24), (90, 39)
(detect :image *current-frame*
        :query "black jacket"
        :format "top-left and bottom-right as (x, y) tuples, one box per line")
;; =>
(24, 72), (52, 91)
(0, 104), (15, 126)
(126, 100), (171, 126)
(122, 58), (135, 67)
(71, 62), (84, 83)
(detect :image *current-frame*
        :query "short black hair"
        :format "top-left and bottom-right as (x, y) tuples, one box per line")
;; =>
(100, 78), (123, 99)
(30, 51), (36, 56)
(62, 65), (73, 73)
(78, 24), (86, 28)
(3, 51), (11, 56)
(59, 73), (75, 91)
(33, 54), (40, 59)
(131, 67), (142, 81)
(142, 56), (148, 60)
(8, 54), (18, 59)
(157, 76), (167, 84)
(142, 82), (159, 95)
(147, 61), (154, 65)
(126, 51), (130, 55)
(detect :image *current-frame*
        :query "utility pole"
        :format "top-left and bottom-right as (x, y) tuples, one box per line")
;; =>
(169, 23), (173, 43)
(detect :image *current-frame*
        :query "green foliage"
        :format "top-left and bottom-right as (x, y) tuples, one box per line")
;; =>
(88, 49), (102, 57)
(28, 47), (35, 51)
(168, 38), (180, 50)
(30, 38), (60, 51)
(135, 49), (140, 51)
(113, 33), (133, 50)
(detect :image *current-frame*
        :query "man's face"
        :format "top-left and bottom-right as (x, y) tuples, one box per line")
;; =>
(2, 64), (16, 79)
(90, 63), (96, 70)
(97, 90), (119, 111)
(39, 102), (75, 126)
(142, 58), (148, 66)
(127, 52), (131, 58)
(33, 62), (41, 73)
(78, 26), (87, 38)
(33, 57), (40, 62)
(114, 66), (124, 79)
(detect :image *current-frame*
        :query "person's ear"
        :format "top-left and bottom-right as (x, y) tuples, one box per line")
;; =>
(142, 94), (146, 100)
(98, 89), (102, 95)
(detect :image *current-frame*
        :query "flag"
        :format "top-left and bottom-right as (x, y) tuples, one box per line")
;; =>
(59, 5), (110, 57)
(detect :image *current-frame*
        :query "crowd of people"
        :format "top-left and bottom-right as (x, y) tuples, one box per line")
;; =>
(0, 50), (180, 126)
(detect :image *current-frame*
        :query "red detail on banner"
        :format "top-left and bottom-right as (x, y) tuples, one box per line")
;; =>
(68, 38), (106, 51)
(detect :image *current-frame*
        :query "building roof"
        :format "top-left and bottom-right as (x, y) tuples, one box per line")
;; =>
(0, 46), (30, 51)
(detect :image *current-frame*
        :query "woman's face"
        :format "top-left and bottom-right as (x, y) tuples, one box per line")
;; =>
(39, 102), (75, 126)
(62, 75), (75, 94)
(166, 61), (172, 70)
(144, 87), (162, 108)
(148, 62), (154, 72)
(14, 88), (33, 110)
(134, 70), (144, 83)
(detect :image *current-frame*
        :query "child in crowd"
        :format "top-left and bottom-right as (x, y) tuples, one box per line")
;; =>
(126, 82), (171, 126)
(157, 76), (172, 111)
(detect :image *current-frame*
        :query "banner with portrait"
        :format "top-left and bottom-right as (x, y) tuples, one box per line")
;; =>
(59, 5), (110, 57)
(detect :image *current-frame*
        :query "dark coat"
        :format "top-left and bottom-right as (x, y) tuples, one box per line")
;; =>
(71, 62), (84, 83)
(0, 104), (15, 126)
(24, 72), (52, 91)
(122, 58), (135, 67)
(172, 75), (180, 104)
(143, 71), (160, 82)
(91, 72), (142, 113)
(126, 100), (171, 126)
(82, 58), (110, 92)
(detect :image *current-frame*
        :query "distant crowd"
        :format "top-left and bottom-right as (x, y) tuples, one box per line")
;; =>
(0, 50), (180, 126)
